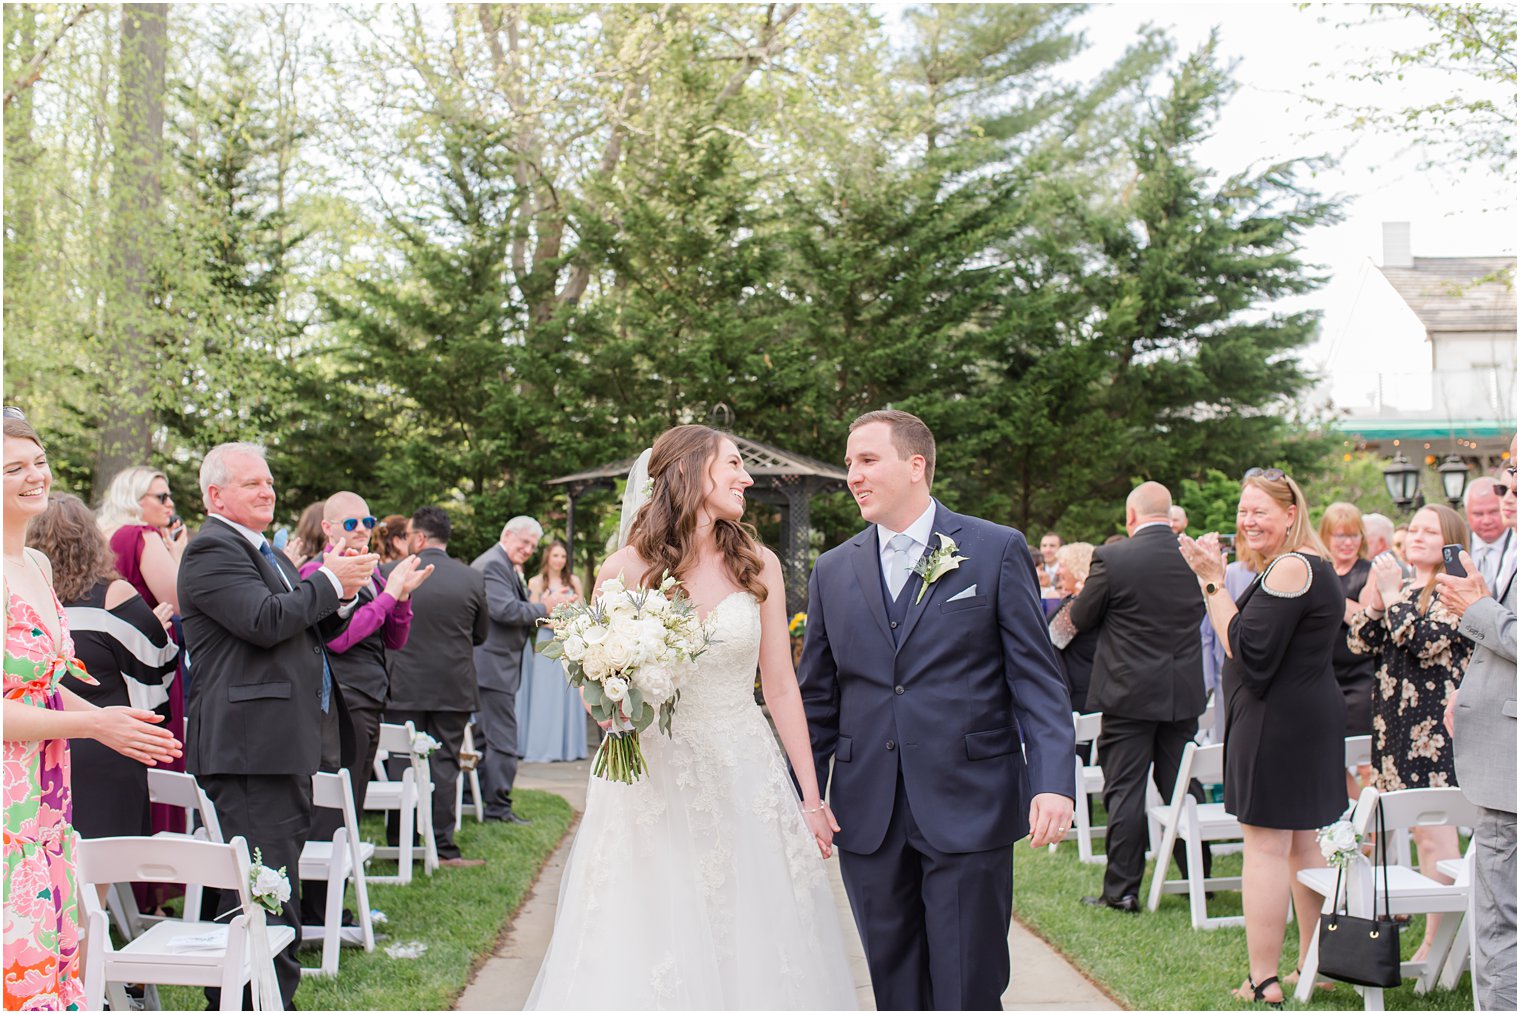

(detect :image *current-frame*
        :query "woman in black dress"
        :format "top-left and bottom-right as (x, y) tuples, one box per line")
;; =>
(26, 494), (178, 840)
(1179, 470), (1345, 1007)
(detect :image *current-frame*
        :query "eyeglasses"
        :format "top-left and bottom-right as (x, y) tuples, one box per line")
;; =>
(142, 491), (172, 504)
(1243, 467), (1286, 481)
(340, 516), (378, 532)
(2, 406), (24, 420)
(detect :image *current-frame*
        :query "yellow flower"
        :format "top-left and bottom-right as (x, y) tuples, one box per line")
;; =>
(789, 612), (807, 636)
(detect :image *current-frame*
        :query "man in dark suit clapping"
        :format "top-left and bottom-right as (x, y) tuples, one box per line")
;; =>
(179, 443), (377, 1008)
(1069, 481), (1208, 913)
(384, 506), (489, 866)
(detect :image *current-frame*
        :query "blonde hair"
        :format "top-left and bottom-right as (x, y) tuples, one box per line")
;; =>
(1317, 502), (1367, 560)
(1236, 473), (1329, 571)
(1054, 542), (1095, 587)
(96, 465), (167, 535)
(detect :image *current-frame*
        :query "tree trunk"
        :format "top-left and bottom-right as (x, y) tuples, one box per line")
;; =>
(94, 3), (166, 493)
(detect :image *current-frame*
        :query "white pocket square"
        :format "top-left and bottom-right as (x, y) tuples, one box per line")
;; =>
(947, 584), (978, 602)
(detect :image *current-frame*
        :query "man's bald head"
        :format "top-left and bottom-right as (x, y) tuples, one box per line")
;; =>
(1169, 505), (1189, 534)
(1125, 482), (1172, 534)
(322, 490), (374, 555)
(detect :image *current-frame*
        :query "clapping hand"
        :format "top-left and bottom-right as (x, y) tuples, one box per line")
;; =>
(1177, 532), (1226, 587)
(151, 602), (174, 632)
(323, 546), (380, 598)
(384, 555), (435, 602)
(93, 707), (182, 766)
(1369, 553), (1405, 602)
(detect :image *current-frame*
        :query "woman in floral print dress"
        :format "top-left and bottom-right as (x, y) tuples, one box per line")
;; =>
(1348, 502), (1473, 963)
(3, 410), (181, 1010)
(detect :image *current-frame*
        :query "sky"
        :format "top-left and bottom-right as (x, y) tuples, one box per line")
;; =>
(998, 3), (1514, 408)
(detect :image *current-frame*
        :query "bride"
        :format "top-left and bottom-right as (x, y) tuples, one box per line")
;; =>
(525, 425), (857, 1010)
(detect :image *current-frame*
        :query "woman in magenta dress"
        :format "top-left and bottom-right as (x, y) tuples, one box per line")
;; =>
(4, 410), (181, 1010)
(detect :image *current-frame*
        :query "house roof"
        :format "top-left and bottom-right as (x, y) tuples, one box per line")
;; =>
(1377, 257), (1516, 335)
(547, 434), (847, 486)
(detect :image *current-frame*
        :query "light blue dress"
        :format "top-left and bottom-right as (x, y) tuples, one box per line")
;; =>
(518, 627), (590, 762)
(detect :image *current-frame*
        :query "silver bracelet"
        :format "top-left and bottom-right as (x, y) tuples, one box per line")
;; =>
(799, 802), (825, 814)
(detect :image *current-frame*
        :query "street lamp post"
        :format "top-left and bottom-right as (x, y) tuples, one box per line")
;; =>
(1437, 454), (1471, 507)
(1382, 451), (1423, 511)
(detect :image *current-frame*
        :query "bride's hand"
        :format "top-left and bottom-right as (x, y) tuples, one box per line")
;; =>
(802, 802), (841, 859)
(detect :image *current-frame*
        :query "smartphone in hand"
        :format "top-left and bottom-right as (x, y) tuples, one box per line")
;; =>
(1441, 544), (1467, 578)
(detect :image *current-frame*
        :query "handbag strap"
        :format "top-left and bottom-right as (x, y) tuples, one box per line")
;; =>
(1331, 797), (1393, 921)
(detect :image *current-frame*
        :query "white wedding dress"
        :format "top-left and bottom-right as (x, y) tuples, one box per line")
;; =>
(524, 591), (858, 1010)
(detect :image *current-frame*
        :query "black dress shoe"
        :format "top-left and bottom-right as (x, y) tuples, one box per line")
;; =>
(485, 810), (532, 825)
(1081, 893), (1140, 913)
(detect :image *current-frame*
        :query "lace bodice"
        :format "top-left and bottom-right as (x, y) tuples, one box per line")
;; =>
(671, 591), (762, 728)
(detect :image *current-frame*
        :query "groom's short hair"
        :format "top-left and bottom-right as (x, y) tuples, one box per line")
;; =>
(850, 409), (936, 487)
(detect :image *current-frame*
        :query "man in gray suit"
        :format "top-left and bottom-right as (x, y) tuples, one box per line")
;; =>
(471, 516), (576, 824)
(384, 506), (489, 866)
(1440, 446), (1517, 1012)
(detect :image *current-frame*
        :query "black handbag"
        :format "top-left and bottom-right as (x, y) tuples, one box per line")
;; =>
(1316, 800), (1402, 988)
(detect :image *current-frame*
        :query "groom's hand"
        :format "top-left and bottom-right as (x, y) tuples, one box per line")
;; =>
(1027, 792), (1075, 849)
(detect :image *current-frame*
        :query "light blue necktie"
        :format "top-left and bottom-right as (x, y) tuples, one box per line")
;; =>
(886, 533), (914, 600)
(259, 540), (331, 713)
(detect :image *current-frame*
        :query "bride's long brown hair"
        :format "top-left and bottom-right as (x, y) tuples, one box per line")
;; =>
(629, 425), (767, 602)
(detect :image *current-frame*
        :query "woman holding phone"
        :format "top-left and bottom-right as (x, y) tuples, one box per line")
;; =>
(1348, 502), (1473, 962)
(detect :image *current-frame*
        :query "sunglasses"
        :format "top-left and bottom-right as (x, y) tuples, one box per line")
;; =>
(340, 516), (378, 532)
(142, 491), (172, 504)
(1243, 467), (1286, 481)
(2, 405), (25, 420)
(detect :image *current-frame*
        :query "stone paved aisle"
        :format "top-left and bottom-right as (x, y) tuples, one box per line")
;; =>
(457, 760), (1120, 1012)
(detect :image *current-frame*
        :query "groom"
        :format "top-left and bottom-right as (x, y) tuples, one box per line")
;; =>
(798, 410), (1076, 1010)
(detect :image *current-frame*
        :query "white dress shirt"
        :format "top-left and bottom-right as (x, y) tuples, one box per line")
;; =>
(876, 499), (939, 589)
(207, 513), (352, 607)
(1472, 528), (1513, 587)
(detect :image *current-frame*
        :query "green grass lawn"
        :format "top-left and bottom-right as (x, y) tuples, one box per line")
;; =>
(157, 788), (572, 1011)
(1015, 833), (1475, 1010)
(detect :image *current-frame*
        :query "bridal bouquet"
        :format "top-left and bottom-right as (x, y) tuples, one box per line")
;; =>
(539, 574), (709, 783)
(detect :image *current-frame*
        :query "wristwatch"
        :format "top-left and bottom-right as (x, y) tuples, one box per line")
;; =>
(1204, 582), (1219, 596)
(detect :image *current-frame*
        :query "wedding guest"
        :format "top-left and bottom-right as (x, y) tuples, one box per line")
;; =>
(1362, 512), (1394, 559)
(1349, 503), (1472, 964)
(1466, 478), (1513, 588)
(1103, 533), (1126, 545)
(96, 464), (191, 910)
(1392, 523), (1409, 561)
(1440, 445), (1516, 1011)
(520, 539), (589, 763)
(299, 494), (430, 812)
(386, 507), (489, 863)
(1319, 503), (1375, 744)
(3, 410), (180, 1010)
(1046, 542), (1097, 712)
(1040, 531), (1062, 587)
(377, 513), (411, 563)
(1179, 469), (1344, 1006)
(29, 494), (179, 842)
(283, 500), (326, 569)
(97, 465), (186, 614)
(1170, 505), (1189, 534)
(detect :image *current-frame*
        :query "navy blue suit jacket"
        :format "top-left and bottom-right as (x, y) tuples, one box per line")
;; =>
(798, 502), (1076, 855)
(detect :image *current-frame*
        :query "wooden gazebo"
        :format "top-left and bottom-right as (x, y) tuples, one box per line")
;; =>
(547, 435), (848, 615)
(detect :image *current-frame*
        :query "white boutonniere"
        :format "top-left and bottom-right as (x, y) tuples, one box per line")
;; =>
(912, 533), (968, 605)
(411, 731), (441, 758)
(1316, 819), (1363, 870)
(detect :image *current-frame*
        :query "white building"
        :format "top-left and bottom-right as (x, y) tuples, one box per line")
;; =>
(1327, 222), (1515, 466)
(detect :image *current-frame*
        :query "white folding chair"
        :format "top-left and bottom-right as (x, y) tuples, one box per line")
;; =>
(299, 769), (377, 976)
(78, 835), (292, 1012)
(104, 769), (225, 940)
(365, 721), (438, 883)
(455, 722), (484, 831)
(1295, 786), (1481, 1006)
(1049, 712), (1107, 864)
(1344, 735), (1372, 771)
(1195, 692), (1217, 745)
(1145, 741), (1245, 929)
(1434, 850), (1476, 996)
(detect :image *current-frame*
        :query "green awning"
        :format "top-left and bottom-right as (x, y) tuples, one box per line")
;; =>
(1334, 419), (1515, 440)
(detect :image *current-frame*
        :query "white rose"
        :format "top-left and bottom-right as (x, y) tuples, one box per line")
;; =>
(603, 676), (629, 703)
(563, 635), (587, 661)
(254, 866), (290, 903)
(601, 578), (625, 600)
(581, 644), (610, 680)
(603, 632), (636, 671)
(632, 662), (675, 705)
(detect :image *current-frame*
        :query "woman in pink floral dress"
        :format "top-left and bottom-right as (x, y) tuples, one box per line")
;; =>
(3, 410), (181, 1010)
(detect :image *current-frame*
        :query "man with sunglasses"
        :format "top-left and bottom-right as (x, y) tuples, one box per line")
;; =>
(1439, 440), (1518, 1012)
